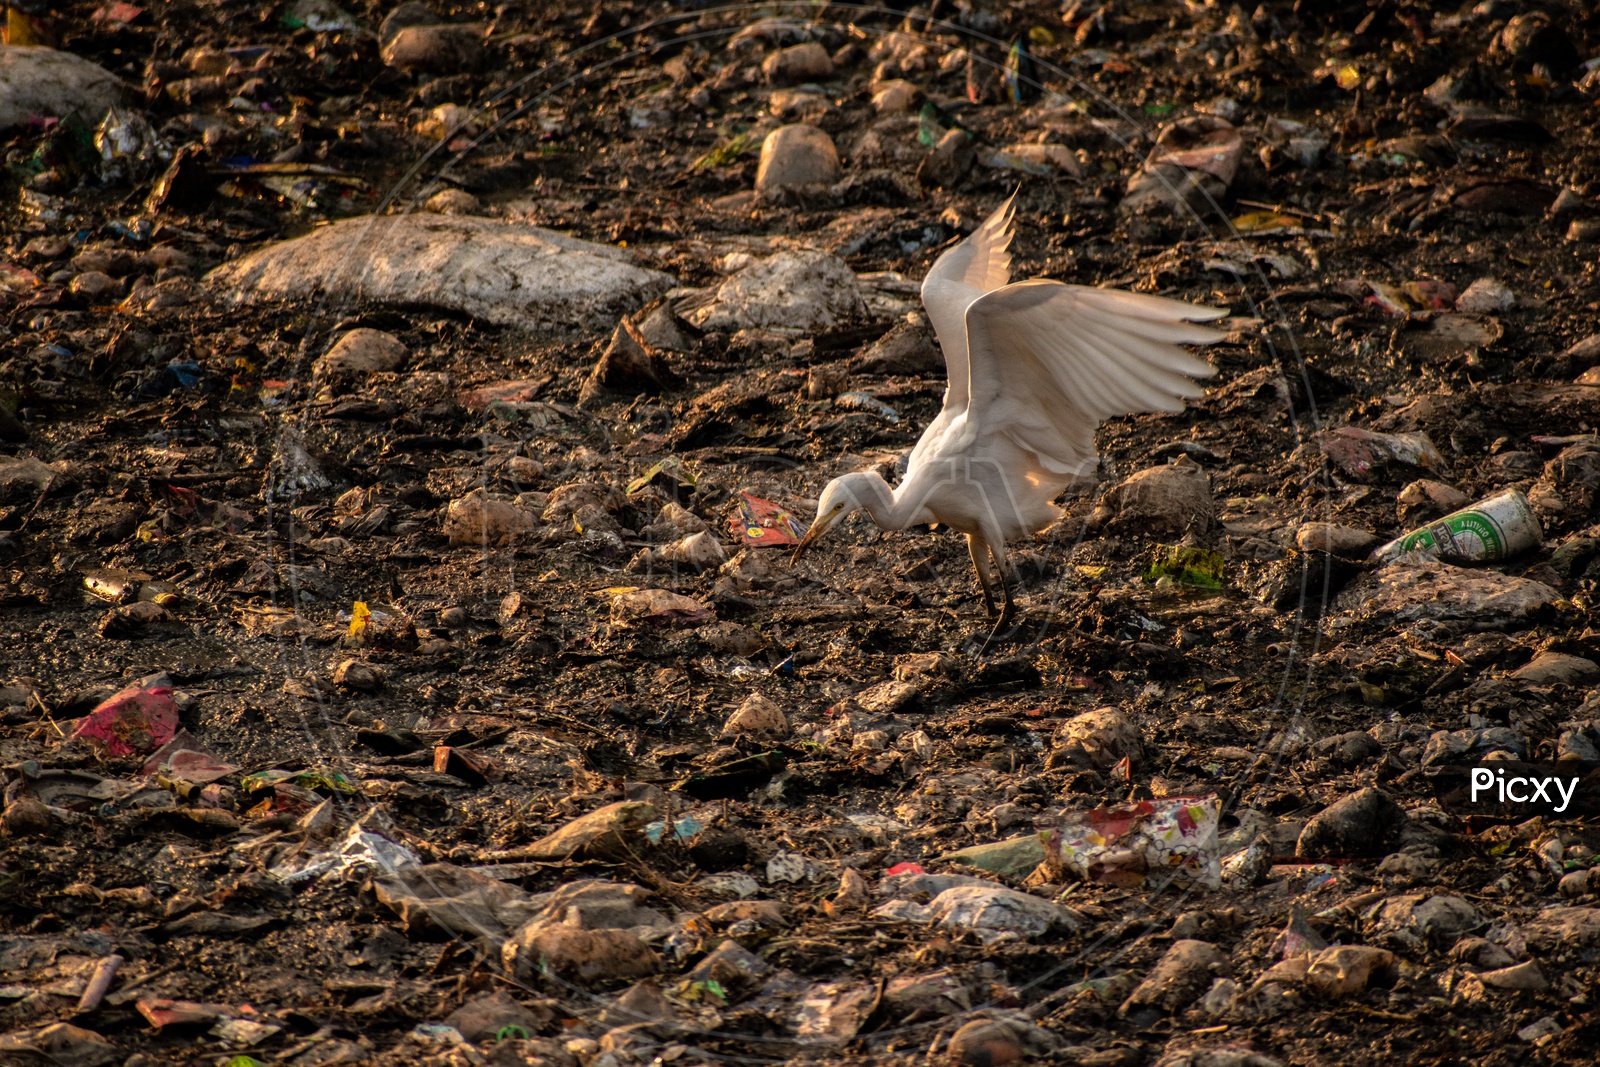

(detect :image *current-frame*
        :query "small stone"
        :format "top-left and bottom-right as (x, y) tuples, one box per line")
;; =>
(1095, 458), (1216, 534)
(332, 659), (385, 693)
(1567, 219), (1600, 243)
(806, 363), (848, 399)
(762, 42), (833, 85)
(1054, 706), (1144, 769)
(1510, 652), (1600, 686)
(444, 991), (551, 1043)
(1456, 278), (1514, 314)
(870, 79), (919, 113)
(1396, 479), (1470, 524)
(1121, 940), (1230, 1015)
(754, 123), (841, 191)
(1295, 522), (1379, 557)
(1296, 787), (1405, 859)
(69, 271), (121, 300)
(423, 187), (483, 215)
(683, 938), (770, 988)
(917, 127), (974, 188)
(1304, 945), (1397, 997)
(1479, 959), (1548, 991)
(504, 923), (659, 984)
(380, 23), (486, 72)
(580, 321), (679, 404)
(443, 488), (540, 546)
(719, 693), (790, 739)
(315, 328), (407, 377)
(2, 796), (58, 837)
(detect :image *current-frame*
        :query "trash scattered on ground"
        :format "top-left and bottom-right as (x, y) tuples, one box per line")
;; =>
(4, 3), (1600, 1064)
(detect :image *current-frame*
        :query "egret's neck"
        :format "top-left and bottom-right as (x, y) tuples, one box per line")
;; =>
(842, 471), (917, 531)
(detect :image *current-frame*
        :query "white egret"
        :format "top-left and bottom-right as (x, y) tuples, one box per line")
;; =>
(792, 197), (1227, 637)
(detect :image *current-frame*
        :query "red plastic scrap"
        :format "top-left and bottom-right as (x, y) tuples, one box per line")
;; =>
(68, 679), (178, 758)
(729, 492), (808, 547)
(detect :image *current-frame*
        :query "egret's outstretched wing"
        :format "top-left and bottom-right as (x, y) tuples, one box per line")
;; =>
(963, 281), (1226, 476)
(919, 194), (1016, 411)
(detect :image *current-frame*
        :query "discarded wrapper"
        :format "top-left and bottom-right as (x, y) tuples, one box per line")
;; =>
(67, 675), (179, 758)
(1042, 795), (1221, 890)
(730, 491), (808, 546)
(1370, 487), (1542, 565)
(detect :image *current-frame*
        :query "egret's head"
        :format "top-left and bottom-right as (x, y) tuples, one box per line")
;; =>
(791, 475), (865, 562)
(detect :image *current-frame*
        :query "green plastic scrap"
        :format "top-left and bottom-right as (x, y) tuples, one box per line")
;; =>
(1142, 544), (1224, 589)
(692, 130), (755, 171)
(495, 1025), (530, 1042)
(224, 1058), (265, 1067)
(626, 456), (696, 495)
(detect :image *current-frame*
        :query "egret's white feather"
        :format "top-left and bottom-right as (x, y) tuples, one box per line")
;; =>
(917, 193), (1016, 415)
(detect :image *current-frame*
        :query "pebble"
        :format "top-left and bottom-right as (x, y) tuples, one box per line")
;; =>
(422, 187), (483, 215)
(1296, 787), (1405, 859)
(870, 79), (919, 113)
(68, 271), (121, 300)
(380, 23), (486, 72)
(761, 42), (833, 84)
(917, 127), (974, 188)
(719, 693), (790, 739)
(754, 123), (841, 191)
(314, 328), (407, 377)
(332, 659), (386, 693)
(1304, 945), (1397, 997)
(1456, 278), (1514, 314)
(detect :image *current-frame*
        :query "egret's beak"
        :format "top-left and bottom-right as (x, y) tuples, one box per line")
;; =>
(790, 516), (830, 564)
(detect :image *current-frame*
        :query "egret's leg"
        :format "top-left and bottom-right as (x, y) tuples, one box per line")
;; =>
(967, 533), (999, 618)
(988, 539), (1016, 629)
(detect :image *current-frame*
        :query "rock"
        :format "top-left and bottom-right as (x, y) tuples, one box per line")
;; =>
(1396, 479), (1469, 524)
(1511, 652), (1600, 686)
(504, 923), (659, 984)
(534, 880), (669, 932)
(580, 320), (679, 404)
(947, 1015), (1059, 1066)
(917, 128), (974, 188)
(1122, 940), (1230, 1015)
(938, 835), (1047, 880)
(2, 796), (58, 837)
(872, 885), (1079, 944)
(1569, 219), (1600, 244)
(332, 659), (385, 693)
(719, 693), (790, 739)
(68, 271), (121, 300)
(1479, 960), (1548, 991)
(206, 214), (676, 332)
(871, 79), (919, 113)
(609, 588), (713, 628)
(1054, 706), (1144, 769)
(521, 801), (659, 861)
(1296, 787), (1405, 859)
(0, 1022), (117, 1067)
(754, 123), (841, 191)
(379, 2), (438, 43)
(443, 489), (539, 546)
(1500, 14), (1579, 71)
(444, 991), (551, 1043)
(635, 531), (727, 570)
(1367, 893), (1482, 948)
(0, 46), (127, 131)
(762, 42), (833, 84)
(852, 313), (941, 375)
(380, 23), (486, 72)
(542, 481), (625, 523)
(834, 868), (870, 909)
(684, 939), (770, 988)
(314, 328), (407, 377)
(1304, 945), (1397, 997)
(883, 969), (969, 1017)
(1340, 560), (1557, 628)
(1154, 1049), (1284, 1067)
(1096, 458), (1216, 534)
(678, 249), (866, 333)
(1456, 278), (1514, 314)
(1294, 522), (1378, 557)
(423, 187), (482, 214)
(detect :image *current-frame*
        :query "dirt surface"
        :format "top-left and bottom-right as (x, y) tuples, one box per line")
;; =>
(4, 2), (1600, 1066)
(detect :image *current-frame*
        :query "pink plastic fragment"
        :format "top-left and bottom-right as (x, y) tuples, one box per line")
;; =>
(69, 678), (178, 758)
(884, 862), (926, 876)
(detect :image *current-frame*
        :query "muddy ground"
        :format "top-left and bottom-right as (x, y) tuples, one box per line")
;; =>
(3, 1), (1600, 1065)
